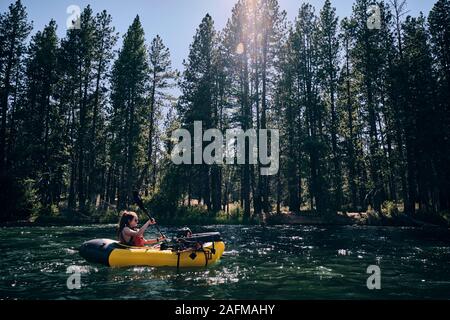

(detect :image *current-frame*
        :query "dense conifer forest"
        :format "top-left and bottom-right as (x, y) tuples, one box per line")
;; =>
(1, 0), (449, 224)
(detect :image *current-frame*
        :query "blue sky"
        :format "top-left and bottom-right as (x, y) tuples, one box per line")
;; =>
(0, 0), (436, 73)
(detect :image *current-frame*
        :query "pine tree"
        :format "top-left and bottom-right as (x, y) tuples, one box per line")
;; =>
(222, 1), (253, 220)
(178, 14), (216, 211)
(146, 35), (177, 194)
(403, 15), (439, 214)
(297, 4), (329, 213)
(110, 15), (149, 209)
(385, 0), (409, 209)
(255, 0), (286, 216)
(17, 20), (60, 206)
(350, 0), (392, 213)
(0, 0), (32, 174)
(338, 17), (362, 210)
(317, 0), (342, 211)
(222, 0), (286, 219)
(429, 0), (450, 212)
(77, 6), (98, 211)
(277, 27), (302, 213)
(86, 10), (118, 207)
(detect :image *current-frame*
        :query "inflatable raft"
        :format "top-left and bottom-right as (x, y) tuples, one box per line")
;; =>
(79, 232), (225, 268)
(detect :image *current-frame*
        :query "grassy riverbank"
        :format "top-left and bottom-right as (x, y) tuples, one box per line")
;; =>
(2, 202), (449, 229)
(0, 204), (245, 227)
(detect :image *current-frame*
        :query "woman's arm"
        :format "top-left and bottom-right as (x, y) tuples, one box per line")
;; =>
(143, 235), (166, 245)
(143, 238), (158, 245)
(136, 219), (155, 237)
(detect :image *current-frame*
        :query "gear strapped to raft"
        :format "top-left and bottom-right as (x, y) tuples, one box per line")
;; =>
(161, 231), (221, 254)
(162, 231), (221, 269)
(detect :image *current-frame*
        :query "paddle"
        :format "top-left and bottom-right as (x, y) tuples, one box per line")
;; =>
(132, 191), (166, 241)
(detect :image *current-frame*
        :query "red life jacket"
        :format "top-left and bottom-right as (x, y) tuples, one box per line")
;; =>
(132, 235), (145, 247)
(120, 230), (145, 247)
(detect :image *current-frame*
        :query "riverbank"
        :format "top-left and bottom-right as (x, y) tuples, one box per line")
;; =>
(2, 209), (449, 229)
(265, 211), (450, 228)
(0, 207), (243, 227)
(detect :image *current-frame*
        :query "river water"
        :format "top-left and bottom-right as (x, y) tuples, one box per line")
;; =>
(1, 224), (450, 299)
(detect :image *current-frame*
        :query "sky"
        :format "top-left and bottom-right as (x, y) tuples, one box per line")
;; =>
(0, 0), (436, 74)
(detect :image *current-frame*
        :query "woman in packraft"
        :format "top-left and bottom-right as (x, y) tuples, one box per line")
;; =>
(118, 211), (165, 247)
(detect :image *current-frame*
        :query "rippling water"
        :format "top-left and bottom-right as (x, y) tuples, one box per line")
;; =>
(1, 224), (450, 299)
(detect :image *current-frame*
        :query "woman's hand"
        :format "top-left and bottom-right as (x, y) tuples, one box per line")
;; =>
(143, 218), (156, 226)
(156, 235), (166, 242)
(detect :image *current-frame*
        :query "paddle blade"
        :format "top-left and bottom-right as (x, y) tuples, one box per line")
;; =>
(133, 191), (141, 204)
(133, 191), (149, 217)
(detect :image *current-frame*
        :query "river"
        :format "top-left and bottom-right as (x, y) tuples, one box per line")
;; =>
(1, 224), (450, 299)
